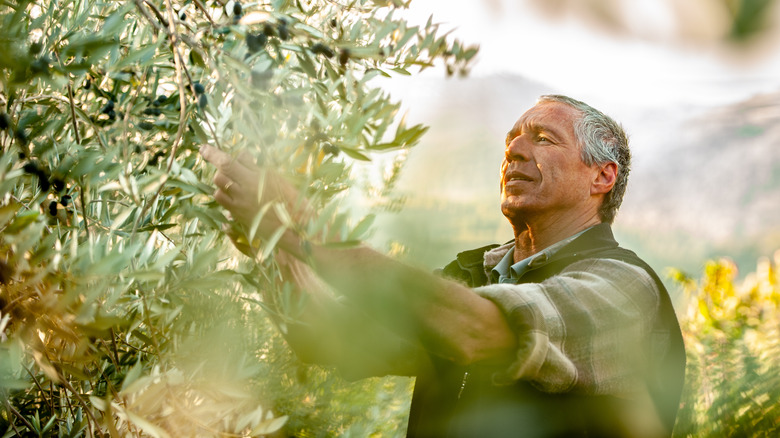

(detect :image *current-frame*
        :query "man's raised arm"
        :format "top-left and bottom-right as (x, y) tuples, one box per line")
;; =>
(200, 144), (517, 367)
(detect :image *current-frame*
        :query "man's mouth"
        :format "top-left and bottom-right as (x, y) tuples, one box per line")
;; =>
(504, 171), (534, 183)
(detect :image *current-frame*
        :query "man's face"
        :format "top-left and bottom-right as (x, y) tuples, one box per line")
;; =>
(500, 101), (600, 225)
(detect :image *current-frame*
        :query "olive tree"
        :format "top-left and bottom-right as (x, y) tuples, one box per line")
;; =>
(0, 0), (476, 435)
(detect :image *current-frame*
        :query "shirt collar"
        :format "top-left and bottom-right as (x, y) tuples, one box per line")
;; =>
(490, 226), (594, 284)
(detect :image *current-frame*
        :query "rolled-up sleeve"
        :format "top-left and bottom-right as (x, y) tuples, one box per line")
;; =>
(474, 258), (660, 396)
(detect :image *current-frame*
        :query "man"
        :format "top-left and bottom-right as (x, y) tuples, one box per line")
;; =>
(201, 95), (685, 437)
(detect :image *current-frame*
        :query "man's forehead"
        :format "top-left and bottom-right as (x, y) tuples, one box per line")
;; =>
(505, 102), (579, 144)
(511, 101), (579, 131)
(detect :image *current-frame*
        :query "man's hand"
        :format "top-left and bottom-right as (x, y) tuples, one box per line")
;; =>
(200, 145), (308, 250)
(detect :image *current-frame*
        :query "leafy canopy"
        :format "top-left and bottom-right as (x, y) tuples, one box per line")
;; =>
(0, 0), (476, 436)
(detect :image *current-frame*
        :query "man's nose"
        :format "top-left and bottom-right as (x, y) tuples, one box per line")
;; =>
(505, 136), (530, 162)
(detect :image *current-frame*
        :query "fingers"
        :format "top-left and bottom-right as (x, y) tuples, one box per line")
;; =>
(213, 173), (235, 193)
(201, 145), (261, 191)
(200, 144), (232, 168)
(200, 145), (257, 174)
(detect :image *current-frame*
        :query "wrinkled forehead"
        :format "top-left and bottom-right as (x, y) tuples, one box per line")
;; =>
(506, 101), (580, 142)
(512, 101), (580, 133)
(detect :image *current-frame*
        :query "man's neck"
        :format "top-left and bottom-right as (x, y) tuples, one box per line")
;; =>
(511, 213), (602, 263)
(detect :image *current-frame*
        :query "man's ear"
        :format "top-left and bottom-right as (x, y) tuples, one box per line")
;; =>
(591, 162), (617, 195)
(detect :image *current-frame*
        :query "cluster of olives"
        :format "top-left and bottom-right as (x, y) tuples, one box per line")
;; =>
(90, 90), (123, 126)
(101, 99), (118, 121)
(21, 160), (73, 217)
(21, 161), (58, 193)
(194, 81), (208, 109)
(3, 109), (73, 218)
(244, 18), (292, 58)
(48, 195), (72, 217)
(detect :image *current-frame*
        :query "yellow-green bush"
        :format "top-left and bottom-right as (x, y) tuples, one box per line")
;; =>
(672, 252), (780, 437)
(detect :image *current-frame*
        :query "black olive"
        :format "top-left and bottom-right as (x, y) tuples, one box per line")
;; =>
(48, 200), (58, 216)
(51, 178), (65, 193)
(14, 129), (28, 146)
(107, 110), (116, 119)
(246, 33), (267, 53)
(29, 42), (42, 55)
(339, 48), (350, 66)
(311, 43), (334, 58)
(22, 161), (39, 175)
(30, 56), (49, 75)
(198, 93), (208, 109)
(102, 100), (115, 114)
(0, 113), (9, 130)
(277, 24), (289, 41)
(60, 195), (72, 207)
(193, 82), (205, 95)
(138, 121), (154, 130)
(149, 150), (166, 166)
(262, 22), (276, 37)
(38, 174), (50, 192)
(143, 108), (161, 116)
(232, 1), (242, 15)
(330, 18), (337, 28)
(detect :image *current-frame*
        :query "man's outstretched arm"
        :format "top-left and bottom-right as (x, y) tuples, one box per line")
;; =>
(200, 145), (517, 366)
(272, 251), (434, 377)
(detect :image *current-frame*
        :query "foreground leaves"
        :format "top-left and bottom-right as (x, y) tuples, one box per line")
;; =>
(0, 0), (475, 435)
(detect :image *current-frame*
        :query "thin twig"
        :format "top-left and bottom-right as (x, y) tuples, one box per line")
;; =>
(143, 0), (169, 28)
(164, 0), (188, 173)
(133, 0), (209, 57)
(56, 370), (102, 437)
(67, 84), (82, 145)
(109, 328), (121, 367)
(22, 364), (55, 412)
(192, 0), (217, 27)
(79, 180), (91, 240)
(3, 398), (35, 434)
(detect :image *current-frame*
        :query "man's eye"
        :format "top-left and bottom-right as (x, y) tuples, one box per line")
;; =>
(536, 135), (550, 143)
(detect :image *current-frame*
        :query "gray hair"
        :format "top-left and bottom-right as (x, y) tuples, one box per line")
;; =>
(538, 94), (630, 224)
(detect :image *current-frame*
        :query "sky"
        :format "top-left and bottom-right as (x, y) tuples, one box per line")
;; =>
(397, 0), (780, 108)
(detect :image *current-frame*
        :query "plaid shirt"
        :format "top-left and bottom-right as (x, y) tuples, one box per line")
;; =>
(473, 234), (662, 397)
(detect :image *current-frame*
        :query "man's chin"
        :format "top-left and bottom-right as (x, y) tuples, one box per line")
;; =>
(501, 201), (529, 221)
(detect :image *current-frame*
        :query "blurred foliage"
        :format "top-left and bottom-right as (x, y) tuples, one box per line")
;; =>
(671, 252), (780, 436)
(527, 0), (780, 43)
(0, 0), (476, 435)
